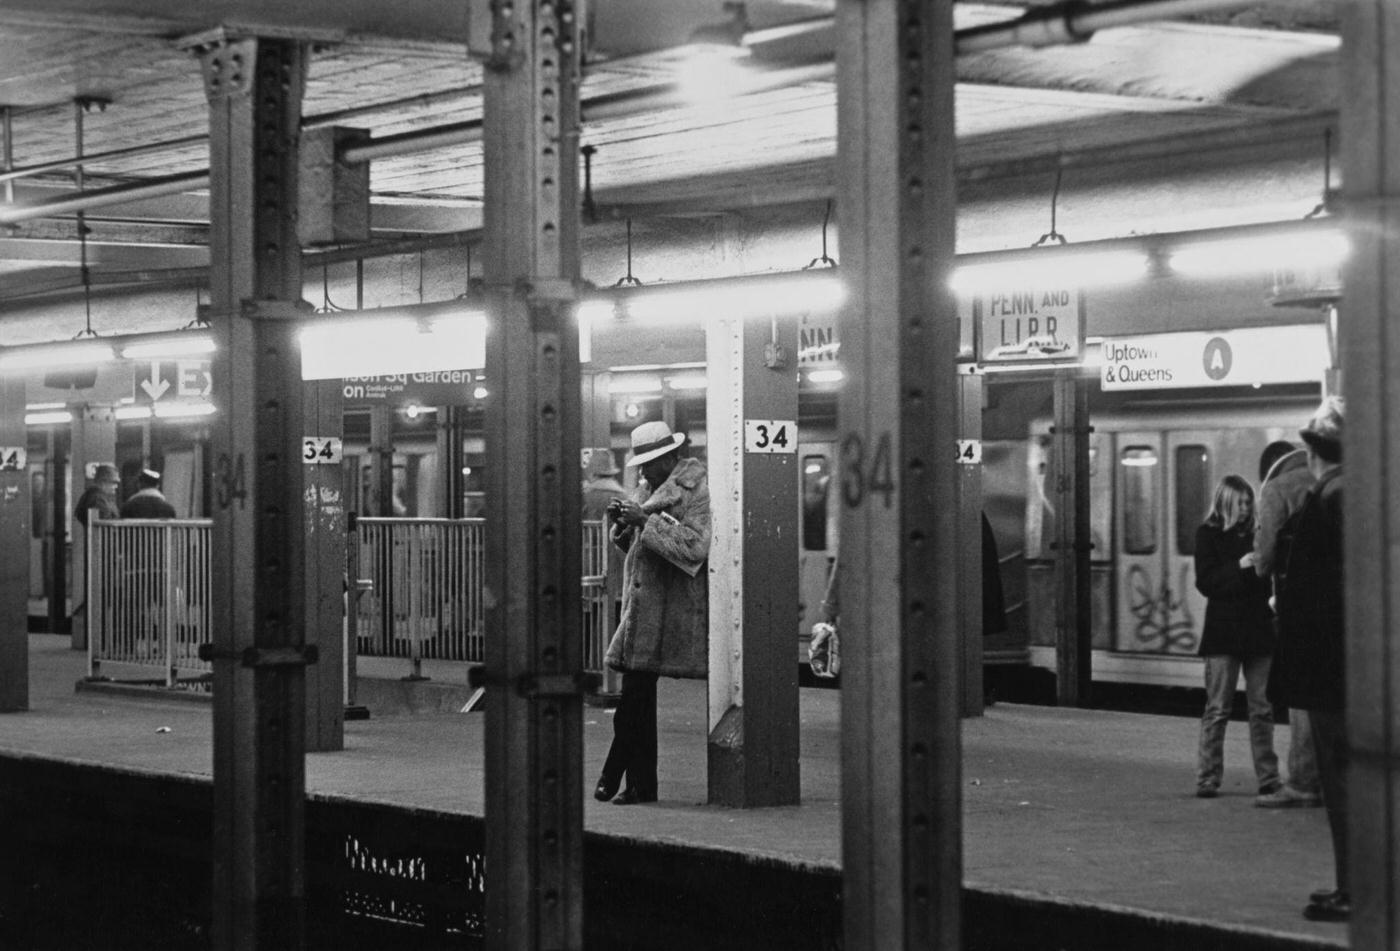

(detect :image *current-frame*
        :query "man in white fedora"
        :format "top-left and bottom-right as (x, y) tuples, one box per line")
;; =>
(594, 420), (710, 805)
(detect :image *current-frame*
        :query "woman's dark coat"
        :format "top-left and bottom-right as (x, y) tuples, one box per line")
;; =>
(1268, 468), (1344, 712)
(1193, 520), (1274, 657)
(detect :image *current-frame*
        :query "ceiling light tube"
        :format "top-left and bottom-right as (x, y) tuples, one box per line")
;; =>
(120, 332), (216, 360)
(153, 401), (217, 419)
(0, 340), (115, 371)
(25, 410), (73, 426)
(1168, 229), (1349, 277)
(951, 250), (1149, 294)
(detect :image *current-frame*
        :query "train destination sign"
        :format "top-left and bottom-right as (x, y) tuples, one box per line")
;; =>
(973, 285), (1083, 363)
(1099, 325), (1329, 391)
(341, 369), (476, 406)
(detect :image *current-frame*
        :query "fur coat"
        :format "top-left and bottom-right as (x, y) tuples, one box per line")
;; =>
(605, 457), (710, 678)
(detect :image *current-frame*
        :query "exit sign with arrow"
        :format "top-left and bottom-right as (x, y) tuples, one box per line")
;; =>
(133, 360), (212, 403)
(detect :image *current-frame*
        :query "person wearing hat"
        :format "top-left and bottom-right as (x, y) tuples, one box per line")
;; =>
(74, 463), (121, 528)
(120, 468), (177, 519)
(595, 420), (711, 805)
(581, 448), (626, 522)
(1267, 396), (1348, 922)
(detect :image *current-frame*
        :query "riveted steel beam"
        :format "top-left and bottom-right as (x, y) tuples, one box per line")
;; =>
(479, 2), (586, 948)
(194, 32), (312, 950)
(835, 1), (962, 947)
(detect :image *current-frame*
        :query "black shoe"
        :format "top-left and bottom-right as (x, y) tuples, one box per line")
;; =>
(594, 775), (620, 802)
(613, 787), (657, 805)
(1303, 892), (1351, 922)
(1309, 887), (1340, 904)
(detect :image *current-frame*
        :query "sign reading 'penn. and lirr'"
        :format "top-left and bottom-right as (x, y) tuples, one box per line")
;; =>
(973, 285), (1083, 363)
(1099, 325), (1330, 391)
(132, 360), (212, 403)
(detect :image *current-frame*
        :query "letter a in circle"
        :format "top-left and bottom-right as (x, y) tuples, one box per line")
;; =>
(1202, 337), (1232, 381)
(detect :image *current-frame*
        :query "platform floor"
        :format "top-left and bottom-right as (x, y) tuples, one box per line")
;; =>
(3, 635), (1348, 948)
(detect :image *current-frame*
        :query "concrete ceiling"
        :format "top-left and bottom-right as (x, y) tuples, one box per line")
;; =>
(0, 0), (1342, 312)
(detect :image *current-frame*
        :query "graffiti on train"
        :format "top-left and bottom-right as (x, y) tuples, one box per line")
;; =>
(1124, 564), (1198, 653)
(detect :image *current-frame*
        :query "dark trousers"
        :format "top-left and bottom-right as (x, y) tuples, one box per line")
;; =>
(601, 672), (659, 795)
(1309, 708), (1348, 893)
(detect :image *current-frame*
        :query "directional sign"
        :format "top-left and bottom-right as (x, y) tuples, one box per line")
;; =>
(973, 285), (1083, 363)
(1099, 325), (1329, 391)
(133, 360), (212, 403)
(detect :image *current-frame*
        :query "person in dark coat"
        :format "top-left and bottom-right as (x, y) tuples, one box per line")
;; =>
(1268, 397), (1348, 922)
(73, 463), (121, 527)
(1192, 474), (1280, 799)
(119, 468), (176, 519)
(1252, 441), (1322, 808)
(595, 421), (710, 806)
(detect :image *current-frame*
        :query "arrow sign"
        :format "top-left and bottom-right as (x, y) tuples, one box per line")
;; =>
(133, 360), (212, 403)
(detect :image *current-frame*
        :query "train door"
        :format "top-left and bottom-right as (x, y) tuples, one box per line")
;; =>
(1113, 429), (1211, 656)
(797, 442), (836, 656)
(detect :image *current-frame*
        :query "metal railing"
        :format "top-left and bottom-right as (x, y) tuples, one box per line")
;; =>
(84, 515), (619, 691)
(353, 518), (618, 685)
(86, 517), (213, 686)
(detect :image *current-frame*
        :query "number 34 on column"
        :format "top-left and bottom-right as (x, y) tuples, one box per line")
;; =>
(744, 420), (796, 453)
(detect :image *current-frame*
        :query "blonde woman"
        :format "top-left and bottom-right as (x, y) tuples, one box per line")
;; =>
(1192, 475), (1280, 799)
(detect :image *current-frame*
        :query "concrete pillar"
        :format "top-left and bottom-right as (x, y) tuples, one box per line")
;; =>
(192, 31), (311, 949)
(69, 402), (116, 650)
(367, 404), (394, 516)
(1338, 3), (1400, 944)
(0, 377), (28, 711)
(835, 0), (962, 946)
(477, 2), (586, 947)
(706, 314), (801, 807)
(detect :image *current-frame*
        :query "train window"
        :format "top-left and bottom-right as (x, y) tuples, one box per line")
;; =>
(1120, 446), (1158, 555)
(1175, 444), (1210, 555)
(801, 455), (831, 551)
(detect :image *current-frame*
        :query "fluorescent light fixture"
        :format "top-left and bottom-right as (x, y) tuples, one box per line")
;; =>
(951, 251), (1149, 294)
(26, 410), (73, 426)
(806, 368), (845, 384)
(665, 373), (708, 391)
(0, 340), (115, 371)
(1168, 230), (1349, 277)
(115, 405), (152, 420)
(298, 307), (487, 380)
(609, 373), (663, 395)
(676, 45), (752, 104)
(153, 401), (216, 419)
(25, 401), (66, 412)
(612, 272), (845, 326)
(120, 332), (216, 360)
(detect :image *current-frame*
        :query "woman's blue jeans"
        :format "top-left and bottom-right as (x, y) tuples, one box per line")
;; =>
(1197, 653), (1280, 792)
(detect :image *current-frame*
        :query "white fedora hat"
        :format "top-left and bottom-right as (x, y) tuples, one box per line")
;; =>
(625, 420), (685, 467)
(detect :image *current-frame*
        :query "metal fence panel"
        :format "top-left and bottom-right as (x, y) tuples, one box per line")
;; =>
(87, 517), (214, 685)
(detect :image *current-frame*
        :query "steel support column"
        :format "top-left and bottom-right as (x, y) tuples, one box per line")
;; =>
(957, 373), (984, 716)
(705, 314), (801, 807)
(1338, 3), (1400, 944)
(835, 1), (962, 947)
(479, 2), (585, 948)
(303, 380), (344, 752)
(0, 377), (28, 712)
(1052, 372), (1092, 707)
(69, 403), (116, 651)
(193, 33), (310, 950)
